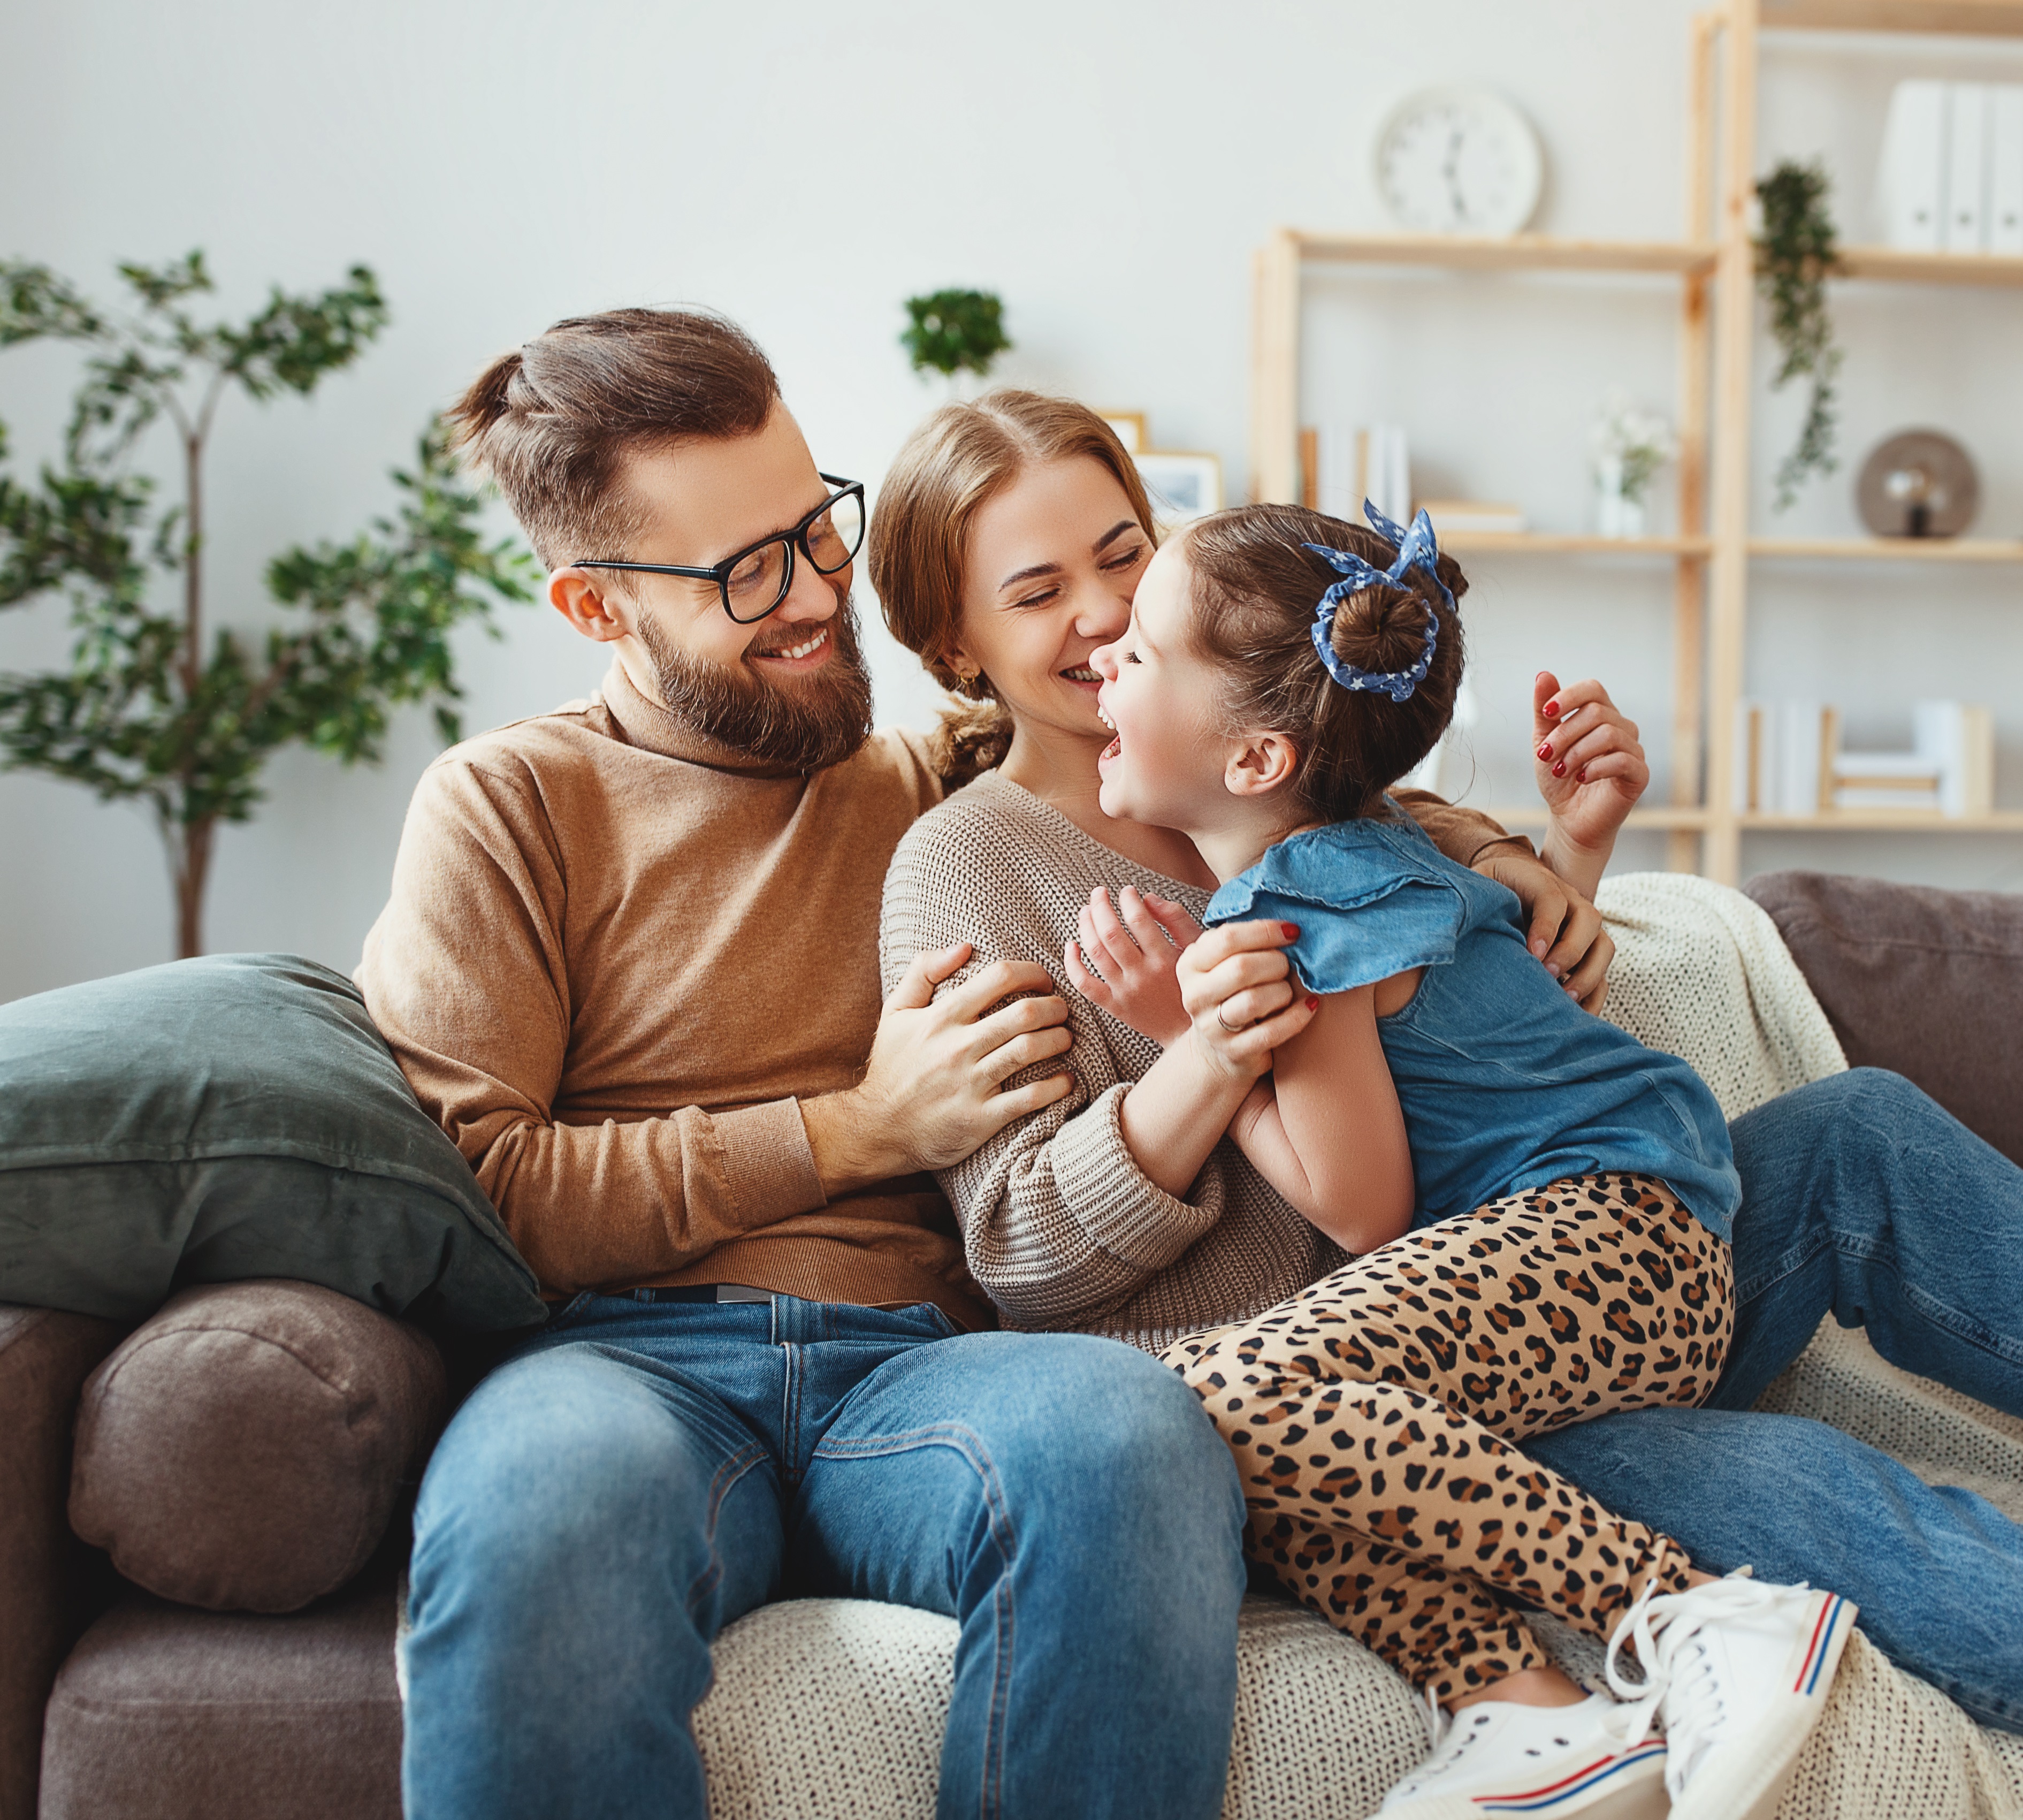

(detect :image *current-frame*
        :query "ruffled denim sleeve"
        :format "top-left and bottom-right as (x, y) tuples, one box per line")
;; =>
(1202, 822), (1468, 996)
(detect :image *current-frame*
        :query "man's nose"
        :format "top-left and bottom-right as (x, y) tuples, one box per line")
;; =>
(774, 553), (843, 623)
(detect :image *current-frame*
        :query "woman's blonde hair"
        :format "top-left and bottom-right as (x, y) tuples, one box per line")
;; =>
(869, 390), (1159, 785)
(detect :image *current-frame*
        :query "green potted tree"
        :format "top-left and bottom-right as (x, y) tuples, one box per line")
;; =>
(0, 254), (536, 957)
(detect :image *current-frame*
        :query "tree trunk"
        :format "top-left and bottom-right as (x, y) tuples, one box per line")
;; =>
(171, 818), (215, 960)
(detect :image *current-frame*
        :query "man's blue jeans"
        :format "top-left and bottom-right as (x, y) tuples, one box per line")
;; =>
(1531, 1068), (2023, 1733)
(401, 1292), (1246, 1820)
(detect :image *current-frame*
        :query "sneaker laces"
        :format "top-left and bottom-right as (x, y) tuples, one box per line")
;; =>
(1605, 1566), (1801, 1795)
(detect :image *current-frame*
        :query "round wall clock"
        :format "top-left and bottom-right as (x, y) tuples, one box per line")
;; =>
(1375, 87), (1544, 237)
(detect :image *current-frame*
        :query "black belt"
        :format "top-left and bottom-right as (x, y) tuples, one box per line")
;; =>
(629, 1284), (772, 1305)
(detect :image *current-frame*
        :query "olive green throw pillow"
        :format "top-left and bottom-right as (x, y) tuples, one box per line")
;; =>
(0, 954), (544, 1330)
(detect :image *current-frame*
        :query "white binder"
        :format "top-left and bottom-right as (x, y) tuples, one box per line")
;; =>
(1945, 83), (1992, 253)
(1992, 86), (2023, 256)
(1879, 80), (1949, 252)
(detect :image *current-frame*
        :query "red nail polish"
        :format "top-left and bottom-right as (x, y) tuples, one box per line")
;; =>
(1306, 995), (1319, 1011)
(1537, 743), (1553, 761)
(1281, 922), (1300, 940)
(1544, 700), (1561, 718)
(1552, 760), (1567, 777)
(1576, 767), (1588, 783)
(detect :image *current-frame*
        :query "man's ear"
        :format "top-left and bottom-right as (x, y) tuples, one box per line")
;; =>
(548, 568), (632, 645)
(1224, 730), (1300, 800)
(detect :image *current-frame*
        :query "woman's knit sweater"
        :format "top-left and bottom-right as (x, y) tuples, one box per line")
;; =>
(877, 772), (1531, 1351)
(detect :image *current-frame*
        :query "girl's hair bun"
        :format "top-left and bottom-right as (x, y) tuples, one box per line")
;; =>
(1329, 579), (1440, 677)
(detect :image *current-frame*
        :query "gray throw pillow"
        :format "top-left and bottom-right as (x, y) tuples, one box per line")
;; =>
(0, 954), (545, 1329)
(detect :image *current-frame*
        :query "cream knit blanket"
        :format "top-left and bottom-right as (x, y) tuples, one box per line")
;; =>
(687, 873), (2023, 1819)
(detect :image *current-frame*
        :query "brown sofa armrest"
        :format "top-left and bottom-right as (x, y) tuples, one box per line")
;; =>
(0, 1305), (125, 1820)
(1745, 869), (2023, 1166)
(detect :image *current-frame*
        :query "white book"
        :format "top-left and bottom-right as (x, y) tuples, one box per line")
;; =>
(1732, 699), (1774, 813)
(1946, 83), (1993, 254)
(1837, 787), (1944, 811)
(1991, 86), (2023, 256)
(1315, 427), (1357, 521)
(1880, 80), (1949, 252)
(1914, 700), (1996, 817)
(1775, 702), (1836, 816)
(1354, 425), (1412, 530)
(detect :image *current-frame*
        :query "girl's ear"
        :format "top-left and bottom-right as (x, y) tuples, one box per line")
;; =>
(1224, 730), (1300, 800)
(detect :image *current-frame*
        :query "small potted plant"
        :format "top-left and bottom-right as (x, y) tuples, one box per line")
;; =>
(1590, 390), (1678, 538)
(901, 289), (1011, 400)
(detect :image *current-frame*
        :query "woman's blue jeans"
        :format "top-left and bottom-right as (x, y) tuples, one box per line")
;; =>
(1530, 1068), (2023, 1733)
(401, 1293), (1246, 1820)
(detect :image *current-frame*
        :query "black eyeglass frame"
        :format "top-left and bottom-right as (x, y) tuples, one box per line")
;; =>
(572, 474), (866, 625)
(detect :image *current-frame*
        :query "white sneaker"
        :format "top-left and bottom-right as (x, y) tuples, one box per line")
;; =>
(1378, 1690), (1669, 1818)
(1606, 1570), (1857, 1820)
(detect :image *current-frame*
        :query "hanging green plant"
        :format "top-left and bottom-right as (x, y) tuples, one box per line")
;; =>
(1755, 159), (1843, 512)
(900, 289), (1011, 378)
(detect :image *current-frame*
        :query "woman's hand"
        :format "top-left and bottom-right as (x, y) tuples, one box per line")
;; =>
(1175, 920), (1317, 1083)
(1471, 849), (1616, 1013)
(1532, 672), (1650, 900)
(1063, 885), (1204, 1046)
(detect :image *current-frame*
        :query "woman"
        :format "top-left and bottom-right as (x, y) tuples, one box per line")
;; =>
(870, 391), (2023, 1783)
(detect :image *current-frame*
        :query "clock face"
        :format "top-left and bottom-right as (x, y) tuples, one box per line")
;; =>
(1375, 87), (1544, 237)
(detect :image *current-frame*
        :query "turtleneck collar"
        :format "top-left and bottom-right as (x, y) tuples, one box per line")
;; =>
(596, 656), (821, 780)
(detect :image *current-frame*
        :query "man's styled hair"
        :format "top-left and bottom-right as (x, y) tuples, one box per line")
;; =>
(447, 308), (781, 569)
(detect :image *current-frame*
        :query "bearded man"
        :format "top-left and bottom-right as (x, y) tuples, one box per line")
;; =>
(358, 308), (1583, 1820)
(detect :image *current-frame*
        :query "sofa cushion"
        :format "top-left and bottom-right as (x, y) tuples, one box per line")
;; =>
(37, 1567), (401, 1820)
(0, 953), (544, 1329)
(1745, 870), (2023, 1165)
(0, 1305), (125, 1820)
(68, 1281), (446, 1613)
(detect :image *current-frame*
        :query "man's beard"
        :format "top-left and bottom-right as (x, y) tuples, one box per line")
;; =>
(636, 589), (875, 773)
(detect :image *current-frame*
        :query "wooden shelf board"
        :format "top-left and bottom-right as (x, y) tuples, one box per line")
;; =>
(1740, 810), (2023, 831)
(1750, 536), (2023, 562)
(1291, 233), (1719, 277)
(1834, 246), (2023, 285)
(1477, 805), (1713, 831)
(1444, 532), (1713, 557)
(1763, 0), (2023, 35)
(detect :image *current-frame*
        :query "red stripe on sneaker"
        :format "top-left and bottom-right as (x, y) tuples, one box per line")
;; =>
(1793, 1596), (1846, 1696)
(1475, 1740), (1667, 1811)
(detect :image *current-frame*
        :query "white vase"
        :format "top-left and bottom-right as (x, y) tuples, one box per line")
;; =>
(1594, 457), (1646, 539)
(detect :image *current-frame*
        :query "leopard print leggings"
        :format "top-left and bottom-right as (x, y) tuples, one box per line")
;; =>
(1162, 1172), (1732, 1703)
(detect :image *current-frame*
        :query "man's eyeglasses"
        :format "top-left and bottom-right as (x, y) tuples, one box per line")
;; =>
(573, 475), (866, 625)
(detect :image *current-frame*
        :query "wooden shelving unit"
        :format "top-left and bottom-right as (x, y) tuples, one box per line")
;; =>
(1249, 0), (2022, 883)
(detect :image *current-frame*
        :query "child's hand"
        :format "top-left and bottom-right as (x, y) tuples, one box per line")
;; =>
(1176, 920), (1317, 1083)
(1063, 885), (1203, 1046)
(1533, 672), (1650, 897)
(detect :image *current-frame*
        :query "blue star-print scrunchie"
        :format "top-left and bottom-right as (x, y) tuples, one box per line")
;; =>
(1302, 501), (1454, 702)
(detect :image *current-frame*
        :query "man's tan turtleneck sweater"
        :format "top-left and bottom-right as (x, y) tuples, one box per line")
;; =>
(357, 659), (1525, 1330)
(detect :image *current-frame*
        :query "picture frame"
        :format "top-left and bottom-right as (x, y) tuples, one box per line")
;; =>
(1101, 411), (1148, 454)
(1133, 451), (1224, 527)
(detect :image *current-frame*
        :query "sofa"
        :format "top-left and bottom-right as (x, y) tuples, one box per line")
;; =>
(5, 867), (2023, 1820)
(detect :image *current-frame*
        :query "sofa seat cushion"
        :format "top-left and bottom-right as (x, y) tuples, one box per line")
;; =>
(1745, 869), (2023, 1165)
(37, 1567), (401, 1820)
(70, 1282), (446, 1612)
(0, 953), (543, 1329)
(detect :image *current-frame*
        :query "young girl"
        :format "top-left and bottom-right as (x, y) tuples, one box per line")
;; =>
(1086, 500), (1854, 1820)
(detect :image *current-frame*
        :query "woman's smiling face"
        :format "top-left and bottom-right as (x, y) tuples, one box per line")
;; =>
(945, 455), (1152, 750)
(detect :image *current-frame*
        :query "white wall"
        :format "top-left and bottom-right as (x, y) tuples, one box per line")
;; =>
(4, 0), (2021, 1002)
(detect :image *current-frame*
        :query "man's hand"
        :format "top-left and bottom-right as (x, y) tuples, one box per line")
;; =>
(803, 943), (1074, 1194)
(1175, 920), (1316, 1084)
(1472, 849), (1616, 1013)
(1532, 671), (1650, 898)
(1063, 885), (1204, 1046)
